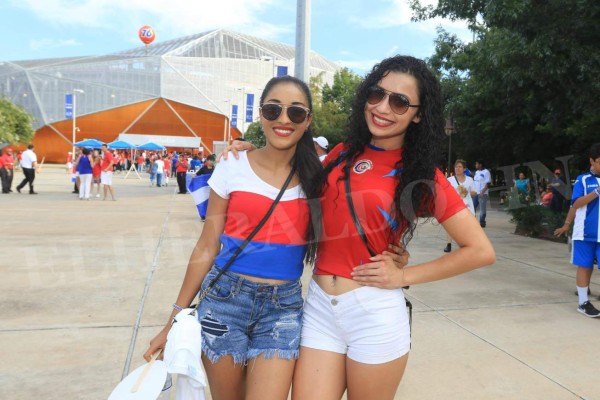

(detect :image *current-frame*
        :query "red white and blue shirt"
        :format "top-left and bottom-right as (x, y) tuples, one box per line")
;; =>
(208, 151), (309, 280)
(571, 171), (600, 242)
(315, 143), (466, 279)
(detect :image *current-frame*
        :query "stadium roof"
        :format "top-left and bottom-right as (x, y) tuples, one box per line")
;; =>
(0, 29), (340, 129)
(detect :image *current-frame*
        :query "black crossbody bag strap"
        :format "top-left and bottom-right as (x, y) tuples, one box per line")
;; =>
(344, 159), (377, 258)
(194, 166), (296, 308)
(344, 158), (412, 338)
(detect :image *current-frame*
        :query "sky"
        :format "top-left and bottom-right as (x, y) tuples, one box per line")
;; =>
(0, 0), (471, 75)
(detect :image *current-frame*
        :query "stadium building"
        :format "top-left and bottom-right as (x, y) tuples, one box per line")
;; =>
(0, 29), (340, 163)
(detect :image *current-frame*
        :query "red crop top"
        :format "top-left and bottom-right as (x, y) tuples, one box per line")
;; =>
(314, 143), (465, 278)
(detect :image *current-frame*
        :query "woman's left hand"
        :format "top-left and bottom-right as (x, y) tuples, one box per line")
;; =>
(351, 244), (409, 289)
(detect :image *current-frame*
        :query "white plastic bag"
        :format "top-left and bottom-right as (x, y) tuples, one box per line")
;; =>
(164, 308), (207, 400)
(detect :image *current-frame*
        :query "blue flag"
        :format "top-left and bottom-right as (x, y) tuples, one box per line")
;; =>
(189, 174), (211, 219)
(231, 104), (238, 128)
(276, 66), (288, 77)
(245, 93), (254, 123)
(65, 94), (73, 119)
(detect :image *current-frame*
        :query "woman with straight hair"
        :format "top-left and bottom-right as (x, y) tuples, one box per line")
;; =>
(145, 76), (326, 399)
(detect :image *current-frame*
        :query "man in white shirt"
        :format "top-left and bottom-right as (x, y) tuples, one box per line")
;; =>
(16, 144), (38, 194)
(155, 154), (165, 187)
(313, 136), (328, 162)
(472, 160), (491, 227)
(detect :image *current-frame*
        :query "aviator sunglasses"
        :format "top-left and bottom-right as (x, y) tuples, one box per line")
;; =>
(259, 103), (311, 124)
(366, 85), (420, 115)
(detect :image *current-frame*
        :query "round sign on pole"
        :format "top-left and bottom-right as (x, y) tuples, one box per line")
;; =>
(138, 25), (156, 45)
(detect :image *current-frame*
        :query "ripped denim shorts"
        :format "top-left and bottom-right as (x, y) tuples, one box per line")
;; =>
(196, 265), (304, 365)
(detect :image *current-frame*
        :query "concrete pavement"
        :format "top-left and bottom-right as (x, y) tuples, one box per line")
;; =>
(0, 164), (598, 400)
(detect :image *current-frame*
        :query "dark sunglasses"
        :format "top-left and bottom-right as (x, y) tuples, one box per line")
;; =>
(366, 85), (420, 115)
(259, 103), (311, 124)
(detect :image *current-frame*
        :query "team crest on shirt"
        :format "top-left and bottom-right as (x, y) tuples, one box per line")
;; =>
(353, 159), (373, 174)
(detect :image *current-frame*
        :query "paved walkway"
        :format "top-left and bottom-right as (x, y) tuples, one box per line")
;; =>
(1, 164), (598, 400)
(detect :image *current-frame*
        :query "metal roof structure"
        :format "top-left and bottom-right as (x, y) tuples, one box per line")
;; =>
(0, 29), (340, 130)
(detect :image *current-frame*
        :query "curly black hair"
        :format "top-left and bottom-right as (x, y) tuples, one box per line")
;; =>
(319, 55), (445, 247)
(260, 76), (323, 264)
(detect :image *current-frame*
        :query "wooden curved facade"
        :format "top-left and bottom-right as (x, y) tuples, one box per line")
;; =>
(33, 98), (241, 163)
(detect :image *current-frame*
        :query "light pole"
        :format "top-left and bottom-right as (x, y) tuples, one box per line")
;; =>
(444, 119), (454, 176)
(222, 100), (231, 142)
(236, 87), (246, 137)
(72, 89), (84, 157)
(227, 102), (233, 142)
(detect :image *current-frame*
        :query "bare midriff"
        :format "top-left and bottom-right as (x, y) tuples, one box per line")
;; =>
(313, 274), (362, 296)
(235, 273), (292, 285)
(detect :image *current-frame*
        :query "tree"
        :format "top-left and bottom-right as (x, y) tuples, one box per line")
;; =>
(322, 68), (362, 115)
(309, 71), (326, 109)
(243, 121), (266, 148)
(310, 68), (362, 149)
(0, 97), (35, 144)
(411, 0), (600, 168)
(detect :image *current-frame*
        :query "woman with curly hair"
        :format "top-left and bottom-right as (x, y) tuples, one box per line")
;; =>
(291, 55), (495, 399)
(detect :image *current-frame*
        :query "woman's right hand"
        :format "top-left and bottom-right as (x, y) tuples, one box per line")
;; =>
(217, 140), (256, 161)
(143, 326), (170, 362)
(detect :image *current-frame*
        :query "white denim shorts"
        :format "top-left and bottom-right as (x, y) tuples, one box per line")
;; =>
(300, 279), (410, 364)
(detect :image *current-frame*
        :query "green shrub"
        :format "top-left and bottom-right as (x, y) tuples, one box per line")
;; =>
(509, 206), (544, 236)
(508, 204), (566, 240)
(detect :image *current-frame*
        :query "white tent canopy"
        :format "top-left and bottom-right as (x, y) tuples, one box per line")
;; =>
(118, 134), (201, 149)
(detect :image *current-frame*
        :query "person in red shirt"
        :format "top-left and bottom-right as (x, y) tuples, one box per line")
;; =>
(291, 55), (496, 400)
(175, 154), (189, 194)
(100, 143), (116, 200)
(136, 154), (144, 172)
(541, 184), (554, 207)
(0, 148), (15, 193)
(163, 156), (171, 186)
(66, 151), (73, 173)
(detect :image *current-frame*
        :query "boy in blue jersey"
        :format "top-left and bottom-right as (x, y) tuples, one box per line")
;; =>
(558, 143), (600, 317)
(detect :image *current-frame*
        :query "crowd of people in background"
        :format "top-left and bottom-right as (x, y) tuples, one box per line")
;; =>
(0, 145), (39, 195)
(4, 138), (572, 217)
(1, 142), (215, 199)
(510, 168), (567, 212)
(67, 147), (213, 199)
(443, 161), (569, 216)
(503, 167), (567, 213)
